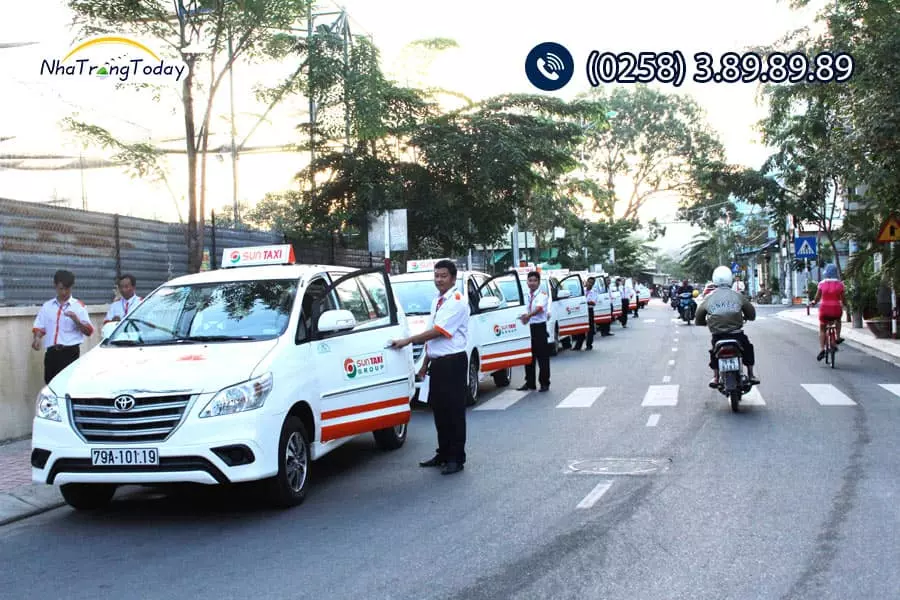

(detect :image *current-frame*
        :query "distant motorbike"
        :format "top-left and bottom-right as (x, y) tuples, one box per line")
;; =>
(712, 336), (756, 412)
(678, 292), (695, 323)
(662, 290), (670, 303)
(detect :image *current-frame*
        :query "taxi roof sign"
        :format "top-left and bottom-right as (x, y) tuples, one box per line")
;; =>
(222, 244), (295, 268)
(876, 214), (900, 243)
(406, 258), (451, 273)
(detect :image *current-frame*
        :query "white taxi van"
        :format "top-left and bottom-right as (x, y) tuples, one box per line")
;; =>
(497, 267), (589, 354)
(31, 245), (414, 510)
(390, 259), (532, 405)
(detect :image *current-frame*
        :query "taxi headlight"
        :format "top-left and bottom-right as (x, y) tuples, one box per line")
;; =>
(36, 387), (62, 422)
(200, 373), (273, 418)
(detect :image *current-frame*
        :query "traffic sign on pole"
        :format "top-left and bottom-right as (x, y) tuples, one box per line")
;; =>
(731, 262), (740, 274)
(794, 236), (817, 259)
(876, 214), (900, 243)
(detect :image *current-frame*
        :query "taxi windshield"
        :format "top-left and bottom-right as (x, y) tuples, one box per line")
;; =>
(105, 279), (298, 346)
(392, 278), (448, 315)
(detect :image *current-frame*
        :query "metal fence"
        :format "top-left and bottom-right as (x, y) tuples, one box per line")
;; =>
(0, 197), (283, 306)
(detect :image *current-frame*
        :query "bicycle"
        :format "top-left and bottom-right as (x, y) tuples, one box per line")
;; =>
(823, 318), (839, 368)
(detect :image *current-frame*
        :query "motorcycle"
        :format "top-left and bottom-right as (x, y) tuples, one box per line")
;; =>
(678, 292), (695, 323)
(713, 338), (756, 412)
(662, 290), (670, 303)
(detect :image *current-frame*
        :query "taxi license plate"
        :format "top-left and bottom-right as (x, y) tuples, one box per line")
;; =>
(718, 358), (740, 372)
(91, 448), (159, 466)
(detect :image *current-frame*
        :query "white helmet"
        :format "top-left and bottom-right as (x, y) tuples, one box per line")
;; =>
(712, 266), (733, 287)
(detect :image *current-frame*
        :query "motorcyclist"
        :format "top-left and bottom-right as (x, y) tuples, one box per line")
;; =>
(695, 266), (759, 388)
(676, 279), (695, 319)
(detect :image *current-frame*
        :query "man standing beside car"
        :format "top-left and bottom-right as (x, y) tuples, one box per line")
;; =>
(31, 269), (94, 384)
(518, 271), (550, 392)
(573, 276), (597, 351)
(389, 259), (469, 475)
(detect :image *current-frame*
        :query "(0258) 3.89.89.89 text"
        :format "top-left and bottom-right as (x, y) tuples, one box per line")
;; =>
(585, 50), (855, 87)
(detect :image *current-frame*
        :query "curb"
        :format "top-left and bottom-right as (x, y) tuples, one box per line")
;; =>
(775, 312), (900, 369)
(0, 487), (65, 527)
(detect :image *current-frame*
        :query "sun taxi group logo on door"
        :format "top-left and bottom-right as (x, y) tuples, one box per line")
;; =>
(39, 36), (186, 83)
(343, 353), (386, 379)
(494, 323), (517, 337)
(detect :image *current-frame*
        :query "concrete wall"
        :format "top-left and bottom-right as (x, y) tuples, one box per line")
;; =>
(0, 305), (108, 442)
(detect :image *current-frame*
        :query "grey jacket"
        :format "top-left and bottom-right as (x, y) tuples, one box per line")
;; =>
(695, 287), (755, 333)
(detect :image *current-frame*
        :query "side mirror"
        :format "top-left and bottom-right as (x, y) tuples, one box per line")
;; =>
(101, 321), (118, 340)
(557, 289), (572, 299)
(318, 309), (357, 333)
(478, 296), (501, 310)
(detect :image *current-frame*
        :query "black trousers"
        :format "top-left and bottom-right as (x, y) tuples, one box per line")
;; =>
(708, 332), (755, 370)
(428, 352), (467, 464)
(525, 322), (550, 388)
(44, 345), (80, 384)
(620, 299), (629, 326)
(599, 320), (612, 335)
(574, 307), (596, 349)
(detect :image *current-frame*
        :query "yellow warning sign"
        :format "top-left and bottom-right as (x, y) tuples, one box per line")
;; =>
(876, 214), (900, 243)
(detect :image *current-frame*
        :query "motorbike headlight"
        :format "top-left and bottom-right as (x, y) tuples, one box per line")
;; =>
(199, 373), (273, 418)
(36, 387), (62, 422)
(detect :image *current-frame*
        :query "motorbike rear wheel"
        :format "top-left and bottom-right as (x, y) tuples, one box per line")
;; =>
(730, 390), (741, 412)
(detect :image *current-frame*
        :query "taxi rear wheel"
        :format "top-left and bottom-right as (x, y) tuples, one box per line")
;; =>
(465, 353), (479, 406)
(60, 483), (116, 510)
(265, 416), (310, 508)
(549, 324), (559, 356)
(373, 422), (408, 450)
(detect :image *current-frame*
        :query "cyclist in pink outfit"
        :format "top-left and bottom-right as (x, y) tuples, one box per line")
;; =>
(812, 263), (847, 361)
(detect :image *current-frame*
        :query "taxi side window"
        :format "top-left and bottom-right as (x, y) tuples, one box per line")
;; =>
(357, 273), (391, 321)
(562, 277), (582, 296)
(333, 277), (371, 324)
(296, 277), (335, 343)
(333, 274), (392, 331)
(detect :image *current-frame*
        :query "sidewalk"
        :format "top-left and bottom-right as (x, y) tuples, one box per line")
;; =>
(776, 307), (900, 366)
(0, 438), (64, 526)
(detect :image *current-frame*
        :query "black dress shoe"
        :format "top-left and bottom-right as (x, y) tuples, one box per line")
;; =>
(517, 384), (535, 391)
(419, 456), (446, 467)
(440, 462), (464, 475)
(539, 386), (549, 392)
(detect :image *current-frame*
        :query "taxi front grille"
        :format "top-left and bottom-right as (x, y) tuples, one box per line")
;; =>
(412, 344), (424, 362)
(69, 394), (192, 443)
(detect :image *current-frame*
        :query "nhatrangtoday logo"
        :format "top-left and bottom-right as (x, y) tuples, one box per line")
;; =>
(525, 42), (574, 91)
(40, 36), (186, 83)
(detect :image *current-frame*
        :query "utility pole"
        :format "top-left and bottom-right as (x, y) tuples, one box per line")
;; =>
(512, 209), (521, 267)
(227, 21), (239, 226)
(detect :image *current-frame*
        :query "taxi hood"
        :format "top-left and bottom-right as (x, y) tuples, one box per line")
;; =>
(49, 339), (280, 397)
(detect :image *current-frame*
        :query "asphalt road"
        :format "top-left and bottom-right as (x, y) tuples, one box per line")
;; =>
(2, 301), (898, 600)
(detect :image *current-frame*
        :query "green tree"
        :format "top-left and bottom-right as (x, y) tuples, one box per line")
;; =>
(66, 0), (309, 272)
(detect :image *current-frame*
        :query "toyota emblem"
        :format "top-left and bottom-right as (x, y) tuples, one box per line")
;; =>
(114, 395), (136, 411)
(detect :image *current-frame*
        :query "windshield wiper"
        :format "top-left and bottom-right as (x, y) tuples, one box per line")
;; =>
(405, 311), (431, 316)
(183, 335), (258, 342)
(107, 339), (142, 346)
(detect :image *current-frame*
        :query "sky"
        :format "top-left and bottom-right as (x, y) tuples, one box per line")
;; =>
(0, 0), (823, 256)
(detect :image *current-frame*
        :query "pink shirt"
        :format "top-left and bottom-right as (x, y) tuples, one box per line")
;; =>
(818, 279), (844, 316)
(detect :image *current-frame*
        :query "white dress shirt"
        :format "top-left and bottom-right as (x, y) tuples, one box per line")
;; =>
(104, 294), (143, 323)
(425, 287), (470, 358)
(525, 288), (550, 324)
(33, 297), (93, 348)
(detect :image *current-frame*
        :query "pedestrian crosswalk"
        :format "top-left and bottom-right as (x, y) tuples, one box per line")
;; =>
(469, 382), (897, 411)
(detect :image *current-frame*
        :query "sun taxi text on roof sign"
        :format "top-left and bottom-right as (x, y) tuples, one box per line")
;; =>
(405, 258), (451, 273)
(223, 245), (296, 267)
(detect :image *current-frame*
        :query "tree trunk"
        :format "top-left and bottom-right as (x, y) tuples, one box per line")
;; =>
(182, 59), (202, 274)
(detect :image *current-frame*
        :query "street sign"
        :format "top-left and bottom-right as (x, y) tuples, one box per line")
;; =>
(368, 209), (408, 253)
(731, 262), (740, 274)
(794, 236), (817, 259)
(876, 214), (900, 243)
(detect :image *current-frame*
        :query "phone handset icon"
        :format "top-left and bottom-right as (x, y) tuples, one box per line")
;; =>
(536, 57), (560, 81)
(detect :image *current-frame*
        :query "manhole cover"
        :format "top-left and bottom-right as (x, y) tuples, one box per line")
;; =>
(567, 458), (669, 476)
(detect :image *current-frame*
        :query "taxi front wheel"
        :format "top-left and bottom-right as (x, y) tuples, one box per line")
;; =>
(265, 416), (310, 508)
(373, 422), (408, 450)
(60, 483), (116, 510)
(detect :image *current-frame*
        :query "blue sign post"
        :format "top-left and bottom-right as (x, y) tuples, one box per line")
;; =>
(794, 236), (818, 259)
(731, 262), (741, 274)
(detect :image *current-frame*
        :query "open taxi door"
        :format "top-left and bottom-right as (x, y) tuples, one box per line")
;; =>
(590, 276), (614, 327)
(554, 274), (589, 341)
(474, 270), (532, 376)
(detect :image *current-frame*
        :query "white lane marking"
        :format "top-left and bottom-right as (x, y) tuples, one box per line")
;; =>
(742, 387), (766, 405)
(878, 384), (900, 398)
(662, 375), (671, 383)
(672, 347), (678, 352)
(643, 319), (657, 323)
(668, 360), (675, 366)
(557, 387), (606, 408)
(474, 390), (529, 411)
(671, 318), (680, 322)
(646, 414), (661, 427)
(801, 384), (857, 406)
(642, 385), (679, 406)
(673, 338), (679, 343)
(576, 480), (614, 509)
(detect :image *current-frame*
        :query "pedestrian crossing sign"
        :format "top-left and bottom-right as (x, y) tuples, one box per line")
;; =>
(794, 236), (817, 259)
(876, 214), (900, 243)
